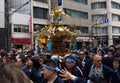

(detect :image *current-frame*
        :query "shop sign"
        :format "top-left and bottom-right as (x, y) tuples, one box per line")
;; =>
(12, 38), (31, 43)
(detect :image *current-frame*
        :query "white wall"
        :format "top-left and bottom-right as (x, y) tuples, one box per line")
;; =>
(11, 13), (30, 24)
(63, 0), (91, 27)
(11, 13), (30, 38)
(0, 0), (5, 28)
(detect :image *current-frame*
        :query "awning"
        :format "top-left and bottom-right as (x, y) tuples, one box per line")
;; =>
(77, 37), (90, 42)
(12, 38), (31, 43)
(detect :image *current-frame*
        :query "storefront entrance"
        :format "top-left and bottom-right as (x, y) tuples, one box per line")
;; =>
(14, 44), (23, 49)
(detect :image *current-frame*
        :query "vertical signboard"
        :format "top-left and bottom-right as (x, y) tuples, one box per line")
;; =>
(58, 0), (63, 23)
(29, 16), (32, 34)
(58, 0), (62, 10)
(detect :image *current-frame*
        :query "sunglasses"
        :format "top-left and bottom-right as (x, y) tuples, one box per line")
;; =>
(97, 60), (102, 62)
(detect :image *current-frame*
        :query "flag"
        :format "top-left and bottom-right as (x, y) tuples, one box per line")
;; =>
(59, 14), (62, 23)
(47, 40), (52, 52)
(72, 41), (77, 50)
(35, 39), (42, 55)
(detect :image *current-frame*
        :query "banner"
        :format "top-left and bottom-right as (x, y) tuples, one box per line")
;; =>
(47, 40), (52, 52)
(29, 16), (32, 34)
(72, 41), (77, 50)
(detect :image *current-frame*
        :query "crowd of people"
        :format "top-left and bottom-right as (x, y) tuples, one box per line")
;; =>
(0, 44), (120, 83)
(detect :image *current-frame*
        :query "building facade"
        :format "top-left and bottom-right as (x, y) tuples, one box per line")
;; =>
(91, 0), (120, 46)
(55, 0), (120, 47)
(8, 0), (31, 50)
(51, 0), (92, 48)
(0, 0), (7, 50)
(2, 0), (120, 50)
(8, 0), (49, 50)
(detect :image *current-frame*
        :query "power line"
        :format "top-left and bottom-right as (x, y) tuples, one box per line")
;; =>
(8, 0), (31, 16)
(10, 3), (30, 9)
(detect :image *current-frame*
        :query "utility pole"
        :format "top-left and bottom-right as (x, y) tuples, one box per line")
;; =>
(30, 0), (34, 49)
(5, 0), (10, 51)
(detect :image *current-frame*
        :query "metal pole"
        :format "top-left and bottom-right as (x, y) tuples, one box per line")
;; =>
(100, 26), (102, 45)
(96, 16), (104, 46)
(96, 16), (101, 44)
(5, 0), (9, 51)
(49, 0), (51, 15)
(30, 0), (34, 49)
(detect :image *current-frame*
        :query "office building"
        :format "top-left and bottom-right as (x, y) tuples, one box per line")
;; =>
(8, 0), (49, 49)
(91, 0), (120, 46)
(51, 0), (92, 48)
(52, 0), (120, 47)
(3, 0), (120, 50)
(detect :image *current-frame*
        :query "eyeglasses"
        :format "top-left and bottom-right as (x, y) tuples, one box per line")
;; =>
(79, 54), (84, 55)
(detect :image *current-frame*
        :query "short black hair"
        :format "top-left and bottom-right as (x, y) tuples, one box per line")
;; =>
(43, 59), (57, 68)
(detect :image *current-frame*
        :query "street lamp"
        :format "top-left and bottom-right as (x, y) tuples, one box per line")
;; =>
(91, 16), (101, 47)
(96, 16), (103, 45)
(91, 14), (108, 47)
(95, 15), (108, 46)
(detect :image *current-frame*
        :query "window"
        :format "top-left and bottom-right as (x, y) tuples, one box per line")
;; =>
(94, 27), (107, 34)
(112, 14), (120, 21)
(77, 26), (88, 33)
(112, 26), (120, 34)
(102, 27), (107, 34)
(64, 25), (88, 34)
(91, 2), (106, 9)
(112, 2), (120, 9)
(34, 24), (45, 31)
(14, 25), (29, 33)
(34, 0), (48, 3)
(92, 15), (107, 22)
(64, 8), (88, 19)
(73, 0), (87, 5)
(33, 7), (48, 19)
